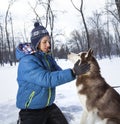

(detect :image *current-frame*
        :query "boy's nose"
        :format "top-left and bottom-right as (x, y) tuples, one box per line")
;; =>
(46, 41), (50, 47)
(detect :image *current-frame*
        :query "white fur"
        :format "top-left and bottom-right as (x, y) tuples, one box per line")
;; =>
(79, 101), (108, 124)
(68, 53), (80, 64)
(77, 85), (88, 124)
(85, 52), (88, 58)
(87, 109), (107, 124)
(77, 85), (87, 111)
(80, 110), (88, 124)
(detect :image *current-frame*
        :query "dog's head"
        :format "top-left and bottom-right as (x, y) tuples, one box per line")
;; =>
(68, 48), (100, 76)
(68, 48), (93, 64)
(77, 48), (93, 65)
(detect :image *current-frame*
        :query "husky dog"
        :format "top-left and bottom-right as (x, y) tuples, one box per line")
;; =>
(68, 49), (120, 124)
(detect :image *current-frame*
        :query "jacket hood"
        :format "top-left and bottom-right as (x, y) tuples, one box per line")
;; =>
(16, 43), (36, 61)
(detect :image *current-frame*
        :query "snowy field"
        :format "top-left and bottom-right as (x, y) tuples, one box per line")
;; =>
(0, 57), (120, 124)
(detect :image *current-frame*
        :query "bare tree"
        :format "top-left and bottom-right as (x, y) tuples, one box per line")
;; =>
(71, 0), (90, 49)
(28, 1), (43, 25)
(104, 0), (120, 22)
(112, 19), (120, 55)
(115, 0), (120, 19)
(71, 30), (84, 52)
(9, 13), (16, 65)
(5, 2), (12, 65)
(23, 23), (29, 42)
(5, 0), (16, 65)
(0, 23), (4, 66)
(46, 0), (55, 56)
(88, 12), (104, 58)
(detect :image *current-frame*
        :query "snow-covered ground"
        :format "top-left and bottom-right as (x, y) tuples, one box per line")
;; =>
(0, 57), (120, 124)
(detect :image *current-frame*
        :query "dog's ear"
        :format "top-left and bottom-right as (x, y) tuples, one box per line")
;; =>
(88, 48), (93, 55)
(85, 48), (93, 58)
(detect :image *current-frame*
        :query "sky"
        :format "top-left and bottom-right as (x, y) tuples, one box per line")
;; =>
(0, 0), (106, 39)
(0, 57), (120, 124)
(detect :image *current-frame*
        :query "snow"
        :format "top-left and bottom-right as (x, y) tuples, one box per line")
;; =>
(0, 57), (120, 124)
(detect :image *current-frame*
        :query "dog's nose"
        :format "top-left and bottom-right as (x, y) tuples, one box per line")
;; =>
(68, 51), (71, 54)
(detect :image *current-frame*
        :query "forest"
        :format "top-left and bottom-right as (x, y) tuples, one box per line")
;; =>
(0, 0), (120, 66)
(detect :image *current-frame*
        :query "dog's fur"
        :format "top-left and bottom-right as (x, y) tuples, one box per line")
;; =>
(68, 49), (120, 124)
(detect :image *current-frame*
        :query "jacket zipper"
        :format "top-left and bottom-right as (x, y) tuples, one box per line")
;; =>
(25, 91), (35, 108)
(44, 54), (52, 106)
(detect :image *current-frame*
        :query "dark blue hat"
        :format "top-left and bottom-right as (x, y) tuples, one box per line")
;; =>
(30, 22), (49, 50)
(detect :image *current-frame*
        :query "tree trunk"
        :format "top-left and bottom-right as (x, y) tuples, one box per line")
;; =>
(115, 0), (120, 20)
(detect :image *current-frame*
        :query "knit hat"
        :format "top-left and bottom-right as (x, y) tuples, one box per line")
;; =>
(30, 22), (49, 50)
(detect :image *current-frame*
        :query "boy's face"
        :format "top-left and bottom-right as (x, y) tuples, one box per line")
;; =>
(38, 35), (51, 53)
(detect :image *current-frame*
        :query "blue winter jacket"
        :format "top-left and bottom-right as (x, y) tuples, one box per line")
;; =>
(16, 43), (75, 109)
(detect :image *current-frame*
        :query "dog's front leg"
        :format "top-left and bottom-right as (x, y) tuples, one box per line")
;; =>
(87, 111), (96, 124)
(80, 110), (88, 124)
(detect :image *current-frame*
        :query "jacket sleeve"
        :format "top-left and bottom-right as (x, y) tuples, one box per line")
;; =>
(18, 57), (75, 88)
(52, 59), (62, 71)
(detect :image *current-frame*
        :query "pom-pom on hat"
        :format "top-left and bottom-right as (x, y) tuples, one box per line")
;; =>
(30, 22), (49, 50)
